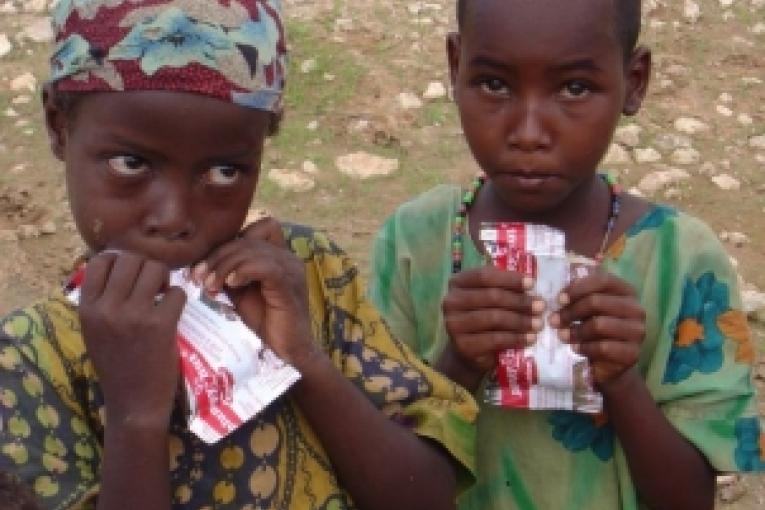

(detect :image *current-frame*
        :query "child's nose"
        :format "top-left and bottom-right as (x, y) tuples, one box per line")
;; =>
(506, 99), (551, 152)
(143, 181), (196, 241)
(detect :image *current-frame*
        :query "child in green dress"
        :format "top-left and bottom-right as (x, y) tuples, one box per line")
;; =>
(369, 1), (764, 509)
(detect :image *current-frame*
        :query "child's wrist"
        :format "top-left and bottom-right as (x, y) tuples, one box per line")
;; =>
(599, 368), (642, 401)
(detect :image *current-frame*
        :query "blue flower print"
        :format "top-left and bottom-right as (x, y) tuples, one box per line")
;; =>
(734, 417), (765, 472)
(664, 272), (731, 384)
(50, 34), (95, 81)
(549, 411), (614, 461)
(110, 8), (234, 75)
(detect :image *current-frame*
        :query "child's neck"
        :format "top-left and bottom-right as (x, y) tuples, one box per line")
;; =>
(469, 175), (612, 259)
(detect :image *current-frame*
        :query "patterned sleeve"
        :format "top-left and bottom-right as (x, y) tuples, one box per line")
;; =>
(284, 224), (478, 492)
(647, 215), (764, 473)
(0, 306), (101, 510)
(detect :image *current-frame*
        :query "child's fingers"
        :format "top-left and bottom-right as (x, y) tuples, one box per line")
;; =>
(555, 293), (645, 325)
(445, 309), (541, 336)
(80, 252), (117, 304)
(566, 316), (645, 345)
(449, 266), (533, 292)
(239, 216), (287, 248)
(155, 286), (187, 320)
(130, 259), (170, 302)
(443, 286), (542, 314)
(562, 272), (637, 303)
(96, 252), (145, 302)
(572, 339), (640, 366)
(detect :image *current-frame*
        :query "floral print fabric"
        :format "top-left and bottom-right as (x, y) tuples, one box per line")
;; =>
(369, 184), (764, 510)
(0, 224), (477, 509)
(50, 0), (286, 112)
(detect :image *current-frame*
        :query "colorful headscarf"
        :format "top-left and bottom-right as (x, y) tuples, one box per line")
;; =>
(49, 0), (286, 113)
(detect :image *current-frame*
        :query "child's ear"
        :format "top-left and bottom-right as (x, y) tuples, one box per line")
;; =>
(42, 84), (67, 160)
(623, 47), (651, 116)
(446, 32), (461, 94)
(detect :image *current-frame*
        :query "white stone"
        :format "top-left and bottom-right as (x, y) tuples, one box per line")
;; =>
(711, 173), (741, 190)
(300, 59), (316, 74)
(614, 124), (642, 147)
(638, 168), (690, 194)
(674, 117), (708, 135)
(742, 290), (765, 319)
(335, 152), (399, 179)
(334, 18), (353, 31)
(716, 104), (733, 117)
(20, 17), (54, 44)
(719, 0), (735, 6)
(684, 0), (701, 22)
(267, 168), (315, 192)
(323, 73), (335, 81)
(11, 95), (31, 105)
(0, 33), (11, 58)
(742, 76), (763, 85)
(423, 81), (446, 100)
(671, 147), (701, 165)
(306, 120), (318, 131)
(654, 133), (692, 151)
(634, 147), (662, 163)
(752, 22), (765, 34)
(348, 119), (370, 133)
(737, 113), (753, 126)
(749, 134), (765, 149)
(10, 72), (37, 92)
(39, 221), (56, 235)
(301, 160), (319, 174)
(397, 92), (423, 110)
(24, 0), (47, 12)
(4, 108), (18, 118)
(720, 231), (750, 246)
(603, 143), (632, 165)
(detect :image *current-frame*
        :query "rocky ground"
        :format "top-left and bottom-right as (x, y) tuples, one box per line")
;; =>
(0, 0), (763, 506)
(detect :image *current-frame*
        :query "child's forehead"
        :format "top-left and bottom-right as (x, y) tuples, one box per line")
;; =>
(460, 0), (622, 63)
(461, 0), (618, 43)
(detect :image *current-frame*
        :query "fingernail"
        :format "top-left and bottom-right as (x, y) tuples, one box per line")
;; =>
(522, 276), (534, 290)
(531, 317), (543, 331)
(525, 332), (537, 345)
(225, 272), (237, 287)
(192, 262), (208, 283)
(204, 272), (218, 292)
(558, 328), (570, 342)
(531, 299), (545, 313)
(549, 313), (560, 327)
(558, 293), (570, 305)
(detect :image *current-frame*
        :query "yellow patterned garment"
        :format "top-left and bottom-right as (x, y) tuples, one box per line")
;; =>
(0, 224), (477, 510)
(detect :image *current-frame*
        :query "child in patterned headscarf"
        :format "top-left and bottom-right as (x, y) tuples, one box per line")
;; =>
(0, 1), (477, 509)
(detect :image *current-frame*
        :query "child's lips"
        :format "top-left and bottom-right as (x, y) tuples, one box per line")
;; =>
(501, 171), (560, 190)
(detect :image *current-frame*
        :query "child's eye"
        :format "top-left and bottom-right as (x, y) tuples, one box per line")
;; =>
(561, 81), (591, 99)
(206, 165), (242, 187)
(480, 78), (510, 96)
(108, 155), (149, 177)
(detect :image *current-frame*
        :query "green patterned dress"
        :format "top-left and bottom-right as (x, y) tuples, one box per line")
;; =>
(369, 184), (764, 510)
(0, 224), (477, 510)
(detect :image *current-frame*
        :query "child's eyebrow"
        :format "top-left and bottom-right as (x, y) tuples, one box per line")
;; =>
(469, 55), (515, 73)
(548, 59), (603, 73)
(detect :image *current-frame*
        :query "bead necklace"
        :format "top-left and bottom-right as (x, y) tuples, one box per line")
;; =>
(451, 173), (621, 273)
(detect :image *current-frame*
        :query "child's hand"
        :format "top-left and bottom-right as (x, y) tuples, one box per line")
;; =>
(442, 266), (544, 378)
(551, 270), (646, 391)
(192, 218), (322, 372)
(78, 252), (186, 430)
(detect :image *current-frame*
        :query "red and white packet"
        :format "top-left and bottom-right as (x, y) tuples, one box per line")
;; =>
(64, 265), (301, 443)
(481, 223), (603, 414)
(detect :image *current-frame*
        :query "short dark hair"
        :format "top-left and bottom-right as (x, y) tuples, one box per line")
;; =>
(457, 0), (642, 60)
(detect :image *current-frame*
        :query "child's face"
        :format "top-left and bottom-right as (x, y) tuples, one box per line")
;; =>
(448, 0), (650, 214)
(45, 90), (270, 269)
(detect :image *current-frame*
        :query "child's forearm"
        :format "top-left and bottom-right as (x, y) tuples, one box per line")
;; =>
(291, 351), (458, 510)
(97, 422), (172, 510)
(602, 370), (715, 510)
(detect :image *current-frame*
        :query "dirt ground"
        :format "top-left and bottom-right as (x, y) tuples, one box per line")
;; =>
(0, 0), (763, 506)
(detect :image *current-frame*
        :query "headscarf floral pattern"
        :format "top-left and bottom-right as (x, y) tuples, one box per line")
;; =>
(50, 0), (286, 112)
